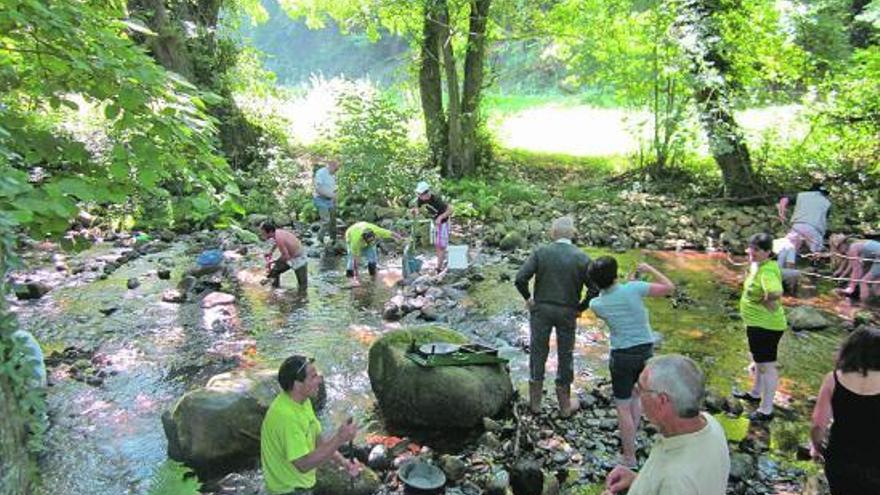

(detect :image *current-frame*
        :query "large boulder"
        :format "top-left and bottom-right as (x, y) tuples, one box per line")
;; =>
(368, 327), (513, 430)
(787, 306), (834, 331)
(162, 367), (325, 474)
(13, 281), (51, 300)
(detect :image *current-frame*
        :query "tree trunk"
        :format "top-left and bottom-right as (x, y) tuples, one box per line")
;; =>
(850, 0), (876, 48)
(0, 373), (31, 495)
(128, 0), (194, 79)
(459, 0), (492, 177)
(419, 0), (447, 173)
(439, 1), (463, 178)
(677, 0), (758, 198)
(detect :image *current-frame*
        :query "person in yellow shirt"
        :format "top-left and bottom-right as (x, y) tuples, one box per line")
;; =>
(344, 222), (404, 284)
(260, 355), (360, 495)
(736, 233), (787, 422)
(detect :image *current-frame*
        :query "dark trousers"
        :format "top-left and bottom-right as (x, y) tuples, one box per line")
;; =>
(268, 260), (307, 290)
(529, 303), (578, 385)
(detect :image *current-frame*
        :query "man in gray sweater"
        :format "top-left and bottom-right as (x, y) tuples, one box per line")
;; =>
(515, 216), (595, 417)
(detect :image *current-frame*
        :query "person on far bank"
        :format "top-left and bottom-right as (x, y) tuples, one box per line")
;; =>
(313, 159), (339, 245)
(344, 221), (404, 286)
(601, 355), (730, 495)
(810, 326), (880, 495)
(515, 216), (594, 418)
(261, 355), (360, 495)
(261, 221), (308, 291)
(736, 233), (787, 421)
(588, 257), (675, 468)
(776, 182), (831, 269)
(411, 181), (453, 273)
(829, 234), (880, 302)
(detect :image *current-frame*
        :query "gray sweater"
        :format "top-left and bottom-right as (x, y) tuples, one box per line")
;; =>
(515, 241), (594, 310)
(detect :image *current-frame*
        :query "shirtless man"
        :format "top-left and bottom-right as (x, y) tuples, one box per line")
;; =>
(260, 221), (307, 291)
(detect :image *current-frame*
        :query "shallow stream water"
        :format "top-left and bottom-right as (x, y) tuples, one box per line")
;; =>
(10, 240), (868, 494)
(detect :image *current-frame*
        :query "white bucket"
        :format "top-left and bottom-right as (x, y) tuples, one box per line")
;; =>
(447, 245), (469, 270)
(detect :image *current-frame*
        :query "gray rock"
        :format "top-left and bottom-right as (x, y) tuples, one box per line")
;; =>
(13, 281), (51, 300)
(157, 269), (171, 280)
(729, 452), (756, 481)
(787, 306), (834, 331)
(126, 278), (140, 290)
(200, 291), (236, 308)
(439, 454), (467, 482)
(511, 459), (543, 495)
(500, 232), (526, 251)
(367, 444), (389, 470)
(368, 327), (513, 429)
(312, 460), (382, 495)
(162, 289), (186, 303)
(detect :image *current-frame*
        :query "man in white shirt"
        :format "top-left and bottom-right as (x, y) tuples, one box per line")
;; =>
(602, 354), (730, 495)
(313, 159), (340, 245)
(776, 183), (831, 268)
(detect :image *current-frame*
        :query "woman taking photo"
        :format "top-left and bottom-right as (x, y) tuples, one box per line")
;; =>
(736, 233), (787, 421)
(810, 327), (880, 494)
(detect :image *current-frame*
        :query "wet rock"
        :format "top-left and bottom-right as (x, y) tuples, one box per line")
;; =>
(367, 444), (390, 470)
(13, 281), (51, 300)
(483, 417), (503, 432)
(201, 291), (236, 308)
(157, 269), (171, 280)
(162, 289), (186, 303)
(485, 468), (510, 495)
(99, 306), (119, 316)
(439, 454), (467, 482)
(127, 277), (140, 290)
(178, 275), (197, 292)
(729, 452), (756, 481)
(500, 232), (526, 251)
(510, 459), (543, 495)
(787, 306), (833, 331)
(314, 462), (381, 495)
(368, 327), (513, 430)
(478, 431), (501, 450)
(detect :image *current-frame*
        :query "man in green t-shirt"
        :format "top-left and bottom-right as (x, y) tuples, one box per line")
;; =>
(260, 355), (360, 495)
(344, 221), (404, 285)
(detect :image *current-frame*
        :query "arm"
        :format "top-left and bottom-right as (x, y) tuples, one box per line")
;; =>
(514, 252), (539, 301)
(777, 196), (790, 223)
(331, 450), (361, 477)
(436, 204), (453, 224)
(277, 242), (293, 263)
(759, 270), (784, 311)
(638, 263), (675, 297)
(292, 421), (357, 474)
(578, 262), (599, 311)
(810, 372), (835, 462)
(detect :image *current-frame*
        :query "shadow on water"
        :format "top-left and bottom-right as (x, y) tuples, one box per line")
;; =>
(13, 242), (871, 494)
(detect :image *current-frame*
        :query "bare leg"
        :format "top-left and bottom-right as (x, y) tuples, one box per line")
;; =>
(616, 400), (638, 466)
(757, 362), (778, 415)
(749, 360), (763, 398)
(848, 259), (864, 295)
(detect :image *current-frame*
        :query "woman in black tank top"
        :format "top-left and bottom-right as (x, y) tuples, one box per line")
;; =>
(810, 327), (880, 494)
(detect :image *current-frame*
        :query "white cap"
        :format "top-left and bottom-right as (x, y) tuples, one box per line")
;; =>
(415, 181), (430, 195)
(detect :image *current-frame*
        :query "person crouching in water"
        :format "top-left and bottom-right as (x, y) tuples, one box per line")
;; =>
(829, 234), (880, 302)
(588, 257), (675, 468)
(261, 221), (308, 291)
(344, 221), (404, 285)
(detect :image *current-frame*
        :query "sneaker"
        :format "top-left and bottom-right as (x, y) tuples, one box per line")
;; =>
(748, 410), (774, 422)
(733, 391), (761, 403)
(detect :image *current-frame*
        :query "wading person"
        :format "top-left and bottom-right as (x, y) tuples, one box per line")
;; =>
(602, 354), (730, 495)
(515, 216), (593, 418)
(261, 355), (360, 495)
(776, 183), (831, 269)
(412, 181), (453, 273)
(344, 221), (404, 285)
(736, 233), (787, 421)
(829, 234), (880, 302)
(313, 159), (339, 245)
(588, 257), (675, 467)
(810, 327), (880, 495)
(261, 221), (308, 291)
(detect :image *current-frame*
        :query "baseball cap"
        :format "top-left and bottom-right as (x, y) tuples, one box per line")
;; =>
(415, 181), (430, 195)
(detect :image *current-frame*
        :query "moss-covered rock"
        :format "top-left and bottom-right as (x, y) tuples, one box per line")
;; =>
(368, 327), (513, 430)
(314, 463), (381, 495)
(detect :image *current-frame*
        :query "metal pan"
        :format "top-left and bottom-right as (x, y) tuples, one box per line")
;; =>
(419, 342), (461, 355)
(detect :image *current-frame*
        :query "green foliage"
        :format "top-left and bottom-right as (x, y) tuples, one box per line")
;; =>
(146, 460), (201, 495)
(0, 0), (241, 235)
(444, 177), (541, 218)
(320, 81), (433, 207)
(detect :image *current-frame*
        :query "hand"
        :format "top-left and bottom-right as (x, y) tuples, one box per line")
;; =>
(346, 459), (362, 478)
(809, 443), (824, 463)
(604, 465), (637, 493)
(337, 419), (358, 443)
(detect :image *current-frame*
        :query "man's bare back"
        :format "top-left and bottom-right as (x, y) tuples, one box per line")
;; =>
(274, 229), (303, 261)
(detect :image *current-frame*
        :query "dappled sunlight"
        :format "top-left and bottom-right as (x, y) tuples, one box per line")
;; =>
(348, 324), (380, 346)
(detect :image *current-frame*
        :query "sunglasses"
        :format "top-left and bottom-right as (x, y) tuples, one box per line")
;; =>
(294, 356), (314, 380)
(634, 381), (662, 396)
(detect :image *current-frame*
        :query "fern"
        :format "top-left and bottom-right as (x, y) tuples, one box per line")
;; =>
(147, 460), (201, 495)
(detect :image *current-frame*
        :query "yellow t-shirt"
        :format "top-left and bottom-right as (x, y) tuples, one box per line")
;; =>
(739, 260), (787, 331)
(344, 221), (393, 256)
(260, 393), (322, 494)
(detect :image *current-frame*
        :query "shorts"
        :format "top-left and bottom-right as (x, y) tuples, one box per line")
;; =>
(609, 343), (654, 400)
(746, 326), (784, 363)
(430, 220), (450, 249)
